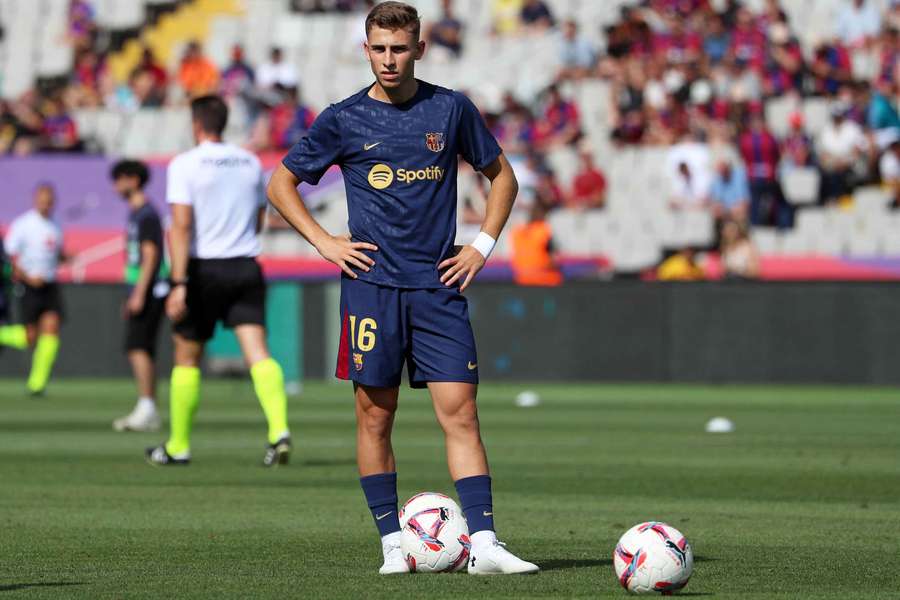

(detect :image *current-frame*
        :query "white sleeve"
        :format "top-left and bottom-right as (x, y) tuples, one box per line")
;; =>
(4, 221), (23, 257)
(166, 156), (192, 205)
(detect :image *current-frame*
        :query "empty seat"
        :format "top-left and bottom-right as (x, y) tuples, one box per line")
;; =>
(781, 167), (820, 205)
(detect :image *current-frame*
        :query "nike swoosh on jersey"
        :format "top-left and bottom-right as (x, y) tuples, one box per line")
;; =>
(467, 362), (478, 371)
(376, 511), (393, 520)
(363, 142), (382, 151)
(483, 511), (493, 517)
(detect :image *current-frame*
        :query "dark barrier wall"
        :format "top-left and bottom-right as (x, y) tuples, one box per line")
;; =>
(3, 282), (900, 384)
(467, 282), (900, 385)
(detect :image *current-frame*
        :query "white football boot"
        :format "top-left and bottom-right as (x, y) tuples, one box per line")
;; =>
(113, 399), (161, 432)
(379, 532), (410, 575)
(468, 533), (540, 575)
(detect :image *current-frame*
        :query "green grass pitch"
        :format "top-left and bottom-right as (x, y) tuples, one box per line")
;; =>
(1, 379), (899, 598)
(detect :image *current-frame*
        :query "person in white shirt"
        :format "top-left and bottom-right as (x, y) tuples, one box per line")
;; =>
(145, 95), (291, 467)
(3, 184), (65, 395)
(836, 0), (882, 48)
(881, 139), (900, 207)
(255, 47), (299, 90)
(818, 106), (869, 203)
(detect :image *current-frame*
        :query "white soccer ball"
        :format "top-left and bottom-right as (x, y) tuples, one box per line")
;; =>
(399, 492), (463, 528)
(400, 497), (470, 573)
(613, 521), (693, 594)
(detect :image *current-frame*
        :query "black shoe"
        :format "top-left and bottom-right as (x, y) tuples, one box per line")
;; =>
(145, 445), (190, 466)
(263, 436), (291, 467)
(28, 388), (45, 398)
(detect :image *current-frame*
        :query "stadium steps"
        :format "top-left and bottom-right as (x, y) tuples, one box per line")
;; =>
(106, 0), (244, 85)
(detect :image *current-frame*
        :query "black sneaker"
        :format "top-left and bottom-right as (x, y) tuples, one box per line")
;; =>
(145, 445), (190, 466)
(263, 436), (291, 467)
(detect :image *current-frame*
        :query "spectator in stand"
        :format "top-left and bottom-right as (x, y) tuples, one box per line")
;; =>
(818, 104), (869, 203)
(666, 129), (713, 208)
(130, 68), (165, 108)
(520, 0), (554, 32)
(534, 168), (564, 210)
(880, 138), (900, 208)
(269, 85), (317, 150)
(7, 91), (46, 155)
(557, 20), (595, 82)
(257, 47), (299, 90)
(878, 26), (899, 84)
(703, 13), (731, 66)
(567, 149), (606, 210)
(67, 0), (96, 52)
(134, 48), (168, 96)
(178, 41), (220, 98)
(669, 161), (711, 210)
(492, 0), (523, 36)
(763, 22), (804, 97)
(710, 159), (750, 223)
(810, 39), (852, 96)
(780, 111), (817, 170)
(836, 0), (882, 49)
(720, 219), (760, 280)
(653, 12), (703, 66)
(739, 112), (790, 227)
(533, 85), (581, 150)
(729, 7), (767, 71)
(69, 49), (105, 107)
(221, 44), (256, 98)
(41, 98), (81, 152)
(427, 0), (464, 60)
(510, 202), (562, 287)
(867, 80), (900, 148)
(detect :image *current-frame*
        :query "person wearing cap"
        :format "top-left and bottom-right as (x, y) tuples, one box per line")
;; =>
(781, 111), (816, 172)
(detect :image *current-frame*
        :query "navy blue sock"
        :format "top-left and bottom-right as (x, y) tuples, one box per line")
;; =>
(360, 472), (401, 536)
(455, 475), (495, 534)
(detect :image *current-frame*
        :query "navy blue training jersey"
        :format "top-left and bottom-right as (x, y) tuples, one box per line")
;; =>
(282, 80), (502, 289)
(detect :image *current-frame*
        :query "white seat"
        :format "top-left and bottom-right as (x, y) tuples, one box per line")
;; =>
(781, 167), (821, 205)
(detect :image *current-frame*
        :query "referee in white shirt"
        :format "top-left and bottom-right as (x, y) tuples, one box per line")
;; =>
(146, 95), (291, 467)
(3, 183), (65, 395)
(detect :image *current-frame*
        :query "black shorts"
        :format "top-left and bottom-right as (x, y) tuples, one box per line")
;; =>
(125, 291), (166, 356)
(174, 257), (266, 342)
(0, 285), (8, 322)
(20, 283), (64, 325)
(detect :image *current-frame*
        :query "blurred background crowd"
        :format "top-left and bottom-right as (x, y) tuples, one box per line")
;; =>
(1, 0), (899, 282)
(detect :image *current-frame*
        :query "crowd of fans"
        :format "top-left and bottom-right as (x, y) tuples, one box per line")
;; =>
(2, 0), (900, 281)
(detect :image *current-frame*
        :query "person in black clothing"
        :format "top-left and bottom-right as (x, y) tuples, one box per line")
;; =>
(110, 160), (169, 432)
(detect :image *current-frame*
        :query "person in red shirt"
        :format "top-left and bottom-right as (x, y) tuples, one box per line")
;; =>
(567, 149), (606, 210)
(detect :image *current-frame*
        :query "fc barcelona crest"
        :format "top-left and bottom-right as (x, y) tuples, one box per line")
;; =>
(353, 353), (364, 372)
(425, 132), (445, 153)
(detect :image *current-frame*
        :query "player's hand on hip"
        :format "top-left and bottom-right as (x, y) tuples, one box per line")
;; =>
(166, 285), (188, 322)
(318, 234), (377, 279)
(439, 245), (486, 292)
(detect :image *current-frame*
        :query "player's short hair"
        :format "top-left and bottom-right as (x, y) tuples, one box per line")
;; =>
(190, 95), (229, 136)
(365, 1), (421, 40)
(110, 159), (150, 188)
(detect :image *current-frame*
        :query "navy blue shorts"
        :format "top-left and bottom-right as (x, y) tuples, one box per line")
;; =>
(336, 278), (479, 389)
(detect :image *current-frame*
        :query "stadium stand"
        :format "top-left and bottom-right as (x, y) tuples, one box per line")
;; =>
(1, 0), (899, 276)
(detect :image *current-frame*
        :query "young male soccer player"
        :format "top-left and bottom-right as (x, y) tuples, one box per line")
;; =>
(145, 95), (291, 467)
(111, 160), (169, 432)
(267, 2), (538, 575)
(4, 184), (65, 395)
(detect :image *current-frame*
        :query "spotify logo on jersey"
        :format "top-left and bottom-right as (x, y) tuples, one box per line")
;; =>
(368, 164), (394, 190)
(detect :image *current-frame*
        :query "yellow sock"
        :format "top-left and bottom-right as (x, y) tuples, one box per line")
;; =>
(250, 358), (290, 444)
(165, 366), (201, 457)
(0, 324), (27, 350)
(27, 334), (59, 393)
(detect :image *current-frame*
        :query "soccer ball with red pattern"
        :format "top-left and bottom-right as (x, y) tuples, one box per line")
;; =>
(399, 492), (463, 528)
(400, 496), (470, 573)
(613, 522), (693, 594)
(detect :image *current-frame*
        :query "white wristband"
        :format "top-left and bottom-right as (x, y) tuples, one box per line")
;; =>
(471, 232), (496, 260)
